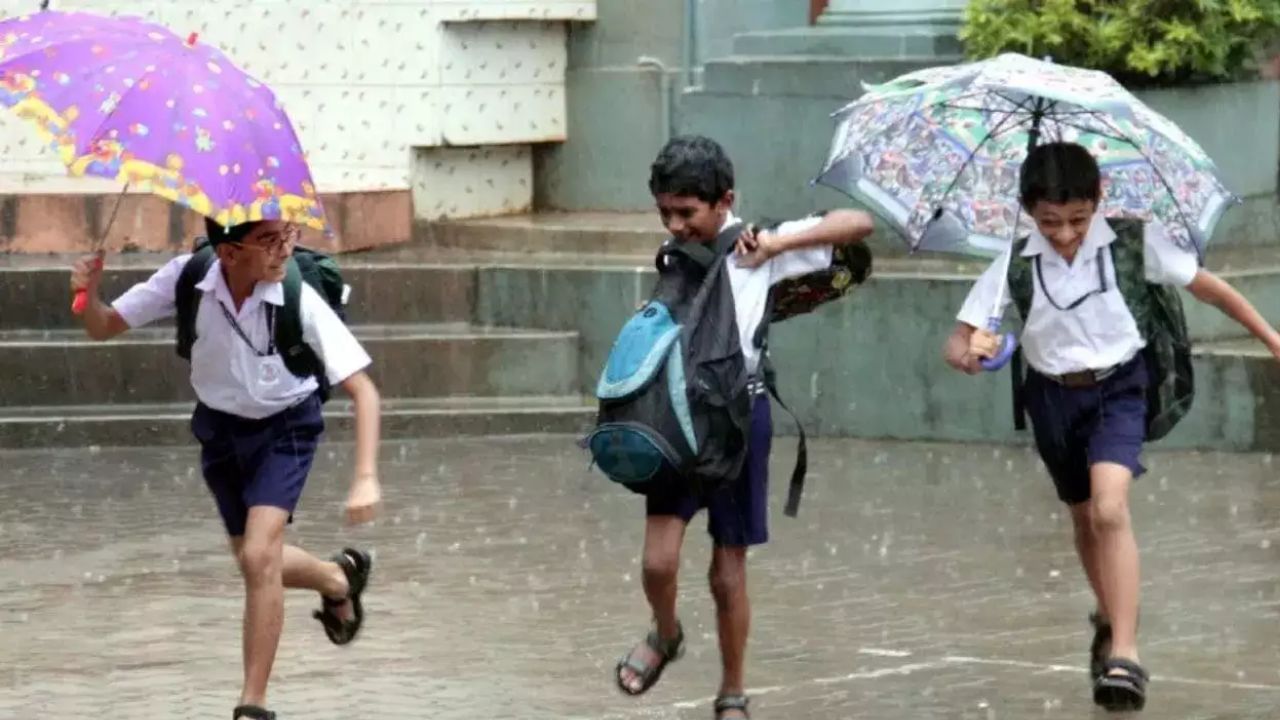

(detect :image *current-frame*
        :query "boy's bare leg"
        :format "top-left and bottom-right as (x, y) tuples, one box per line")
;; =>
(709, 546), (749, 718)
(231, 506), (290, 712)
(618, 515), (687, 692)
(281, 545), (353, 621)
(1070, 501), (1109, 621)
(1089, 463), (1141, 671)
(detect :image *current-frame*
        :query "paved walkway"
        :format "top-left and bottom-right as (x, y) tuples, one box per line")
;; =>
(3, 436), (1279, 718)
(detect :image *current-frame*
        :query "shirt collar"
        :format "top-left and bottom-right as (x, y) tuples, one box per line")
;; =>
(195, 257), (285, 307)
(1020, 211), (1115, 259)
(719, 211), (740, 233)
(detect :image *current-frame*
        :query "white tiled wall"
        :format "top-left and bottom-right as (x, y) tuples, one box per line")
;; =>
(0, 0), (591, 216)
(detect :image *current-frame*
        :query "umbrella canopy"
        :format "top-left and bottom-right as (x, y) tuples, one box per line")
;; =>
(0, 9), (327, 230)
(816, 53), (1235, 257)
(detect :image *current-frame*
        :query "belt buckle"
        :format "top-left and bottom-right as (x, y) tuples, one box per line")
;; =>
(1060, 370), (1097, 389)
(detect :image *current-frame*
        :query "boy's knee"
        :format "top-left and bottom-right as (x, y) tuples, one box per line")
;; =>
(708, 553), (746, 602)
(642, 551), (680, 587)
(237, 540), (282, 583)
(1090, 496), (1131, 534)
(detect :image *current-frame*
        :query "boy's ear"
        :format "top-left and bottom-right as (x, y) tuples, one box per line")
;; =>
(717, 189), (736, 210)
(214, 243), (236, 264)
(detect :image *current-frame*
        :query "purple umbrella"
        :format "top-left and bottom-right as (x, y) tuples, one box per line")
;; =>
(0, 8), (327, 232)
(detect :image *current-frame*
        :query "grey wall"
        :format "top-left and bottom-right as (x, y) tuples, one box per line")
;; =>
(534, 0), (810, 212)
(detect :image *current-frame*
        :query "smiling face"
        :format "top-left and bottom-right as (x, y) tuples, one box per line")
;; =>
(654, 191), (733, 244)
(1029, 199), (1096, 256)
(216, 220), (298, 284)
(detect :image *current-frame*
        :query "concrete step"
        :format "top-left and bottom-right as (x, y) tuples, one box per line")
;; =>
(418, 211), (665, 256)
(731, 26), (962, 59)
(700, 54), (954, 97)
(0, 323), (580, 406)
(1179, 339), (1280, 451)
(0, 257), (476, 330)
(0, 395), (597, 449)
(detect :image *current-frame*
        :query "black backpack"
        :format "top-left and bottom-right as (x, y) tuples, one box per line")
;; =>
(586, 223), (810, 516)
(174, 238), (349, 399)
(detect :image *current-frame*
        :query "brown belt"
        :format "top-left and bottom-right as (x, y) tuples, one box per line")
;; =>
(1041, 364), (1120, 389)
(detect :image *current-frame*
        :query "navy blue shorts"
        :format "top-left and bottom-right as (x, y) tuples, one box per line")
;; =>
(190, 394), (325, 537)
(1024, 355), (1148, 505)
(646, 394), (772, 547)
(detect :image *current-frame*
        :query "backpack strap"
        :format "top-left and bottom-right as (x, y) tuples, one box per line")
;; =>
(1004, 237), (1033, 432)
(757, 287), (808, 518)
(1106, 218), (1148, 330)
(659, 222), (744, 272)
(1006, 238), (1033, 322)
(759, 353), (808, 518)
(275, 255), (324, 380)
(174, 242), (217, 361)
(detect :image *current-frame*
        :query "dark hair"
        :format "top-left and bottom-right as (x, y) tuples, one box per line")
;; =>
(204, 217), (264, 246)
(1019, 142), (1102, 209)
(648, 135), (734, 203)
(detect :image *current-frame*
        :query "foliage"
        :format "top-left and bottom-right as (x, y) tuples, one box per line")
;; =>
(960, 0), (1280, 87)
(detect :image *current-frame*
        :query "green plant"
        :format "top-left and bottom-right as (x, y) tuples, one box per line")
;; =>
(960, 0), (1280, 87)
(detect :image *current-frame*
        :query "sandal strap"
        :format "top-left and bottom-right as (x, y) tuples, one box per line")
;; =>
(644, 622), (684, 659)
(715, 695), (749, 710)
(233, 705), (276, 720)
(333, 547), (372, 598)
(1102, 657), (1149, 682)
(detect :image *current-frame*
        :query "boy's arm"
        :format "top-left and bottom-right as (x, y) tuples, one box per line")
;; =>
(1145, 223), (1280, 358)
(72, 252), (130, 340)
(736, 209), (873, 268)
(73, 251), (188, 340)
(944, 322), (1002, 375)
(339, 369), (382, 525)
(946, 249), (1012, 374)
(300, 287), (383, 525)
(1187, 270), (1280, 357)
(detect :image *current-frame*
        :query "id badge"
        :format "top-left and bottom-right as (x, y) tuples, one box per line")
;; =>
(258, 355), (286, 386)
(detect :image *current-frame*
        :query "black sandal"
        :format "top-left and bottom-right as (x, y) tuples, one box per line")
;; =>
(233, 705), (276, 720)
(615, 622), (685, 696)
(312, 547), (373, 646)
(1088, 612), (1111, 679)
(714, 694), (750, 719)
(1093, 657), (1149, 712)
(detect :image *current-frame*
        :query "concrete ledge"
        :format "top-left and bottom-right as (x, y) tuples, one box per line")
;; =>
(0, 189), (412, 255)
(0, 324), (581, 406)
(0, 396), (596, 449)
(0, 262), (477, 330)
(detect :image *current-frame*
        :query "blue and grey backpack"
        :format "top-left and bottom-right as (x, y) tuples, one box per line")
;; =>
(585, 222), (810, 516)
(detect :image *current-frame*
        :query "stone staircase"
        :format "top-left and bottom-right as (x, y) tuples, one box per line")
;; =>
(412, 213), (1280, 452)
(0, 255), (595, 449)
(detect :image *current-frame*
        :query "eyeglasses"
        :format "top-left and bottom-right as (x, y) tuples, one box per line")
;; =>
(234, 224), (300, 253)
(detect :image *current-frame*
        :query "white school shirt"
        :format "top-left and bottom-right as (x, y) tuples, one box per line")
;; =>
(657, 212), (832, 374)
(113, 255), (372, 419)
(956, 213), (1199, 376)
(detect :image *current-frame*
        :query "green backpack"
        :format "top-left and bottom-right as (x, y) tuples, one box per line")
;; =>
(1007, 218), (1194, 441)
(174, 239), (348, 399)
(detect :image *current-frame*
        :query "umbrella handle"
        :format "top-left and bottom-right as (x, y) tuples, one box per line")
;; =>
(979, 317), (1018, 372)
(70, 256), (102, 316)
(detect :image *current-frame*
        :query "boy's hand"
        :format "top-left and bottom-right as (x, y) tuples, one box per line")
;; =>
(734, 225), (778, 269)
(969, 328), (1000, 360)
(71, 251), (105, 297)
(345, 472), (381, 526)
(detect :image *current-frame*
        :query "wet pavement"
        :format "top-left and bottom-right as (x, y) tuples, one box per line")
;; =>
(2, 435), (1280, 719)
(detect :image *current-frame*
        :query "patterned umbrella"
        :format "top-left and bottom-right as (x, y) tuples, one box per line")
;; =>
(814, 53), (1237, 369)
(815, 53), (1236, 257)
(0, 8), (326, 230)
